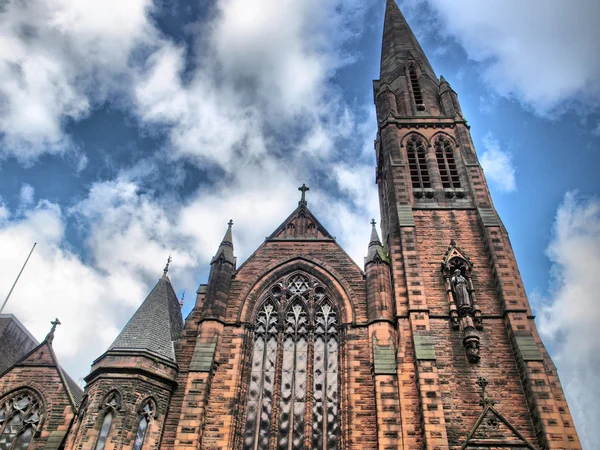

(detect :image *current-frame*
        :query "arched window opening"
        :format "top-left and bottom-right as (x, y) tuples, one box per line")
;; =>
(0, 390), (42, 450)
(435, 136), (461, 189)
(406, 136), (430, 190)
(132, 400), (155, 450)
(243, 274), (341, 450)
(94, 391), (121, 450)
(409, 66), (425, 110)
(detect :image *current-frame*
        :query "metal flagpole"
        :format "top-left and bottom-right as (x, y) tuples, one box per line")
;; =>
(0, 242), (37, 314)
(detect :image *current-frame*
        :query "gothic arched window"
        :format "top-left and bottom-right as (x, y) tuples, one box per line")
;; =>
(132, 399), (155, 450)
(0, 390), (42, 450)
(94, 391), (121, 450)
(242, 274), (341, 450)
(406, 136), (430, 190)
(435, 136), (461, 189)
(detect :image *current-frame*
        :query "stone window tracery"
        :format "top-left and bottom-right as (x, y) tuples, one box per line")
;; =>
(435, 136), (461, 190)
(132, 399), (155, 450)
(242, 273), (341, 450)
(406, 136), (430, 193)
(94, 391), (121, 450)
(0, 390), (42, 450)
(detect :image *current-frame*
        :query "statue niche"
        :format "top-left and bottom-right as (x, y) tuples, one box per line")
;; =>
(442, 240), (483, 363)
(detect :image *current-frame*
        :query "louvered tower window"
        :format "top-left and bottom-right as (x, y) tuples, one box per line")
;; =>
(0, 390), (42, 450)
(406, 135), (430, 190)
(409, 66), (425, 110)
(243, 274), (340, 450)
(435, 136), (461, 189)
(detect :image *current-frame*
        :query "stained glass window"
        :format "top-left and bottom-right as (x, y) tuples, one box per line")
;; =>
(243, 274), (340, 450)
(94, 391), (120, 450)
(435, 136), (461, 189)
(132, 400), (155, 450)
(0, 390), (41, 450)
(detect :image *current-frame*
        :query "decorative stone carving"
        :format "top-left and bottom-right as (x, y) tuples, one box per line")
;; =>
(442, 240), (483, 363)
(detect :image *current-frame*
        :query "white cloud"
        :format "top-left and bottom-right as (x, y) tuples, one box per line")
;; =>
(19, 184), (35, 206)
(479, 132), (516, 193)
(535, 192), (600, 449)
(423, 0), (600, 116)
(0, 0), (159, 162)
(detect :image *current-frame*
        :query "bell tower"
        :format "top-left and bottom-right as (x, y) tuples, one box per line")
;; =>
(373, 0), (581, 448)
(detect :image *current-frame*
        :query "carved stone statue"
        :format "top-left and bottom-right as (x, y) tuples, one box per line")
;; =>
(451, 269), (471, 308)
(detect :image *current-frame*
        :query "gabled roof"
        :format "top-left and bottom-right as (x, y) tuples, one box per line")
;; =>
(0, 334), (84, 409)
(267, 203), (334, 241)
(380, 0), (436, 82)
(109, 275), (184, 363)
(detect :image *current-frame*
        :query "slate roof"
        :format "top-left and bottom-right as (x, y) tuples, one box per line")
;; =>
(0, 314), (38, 374)
(109, 275), (184, 362)
(380, 0), (437, 82)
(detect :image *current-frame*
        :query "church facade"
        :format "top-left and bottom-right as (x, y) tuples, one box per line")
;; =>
(0, 1), (582, 449)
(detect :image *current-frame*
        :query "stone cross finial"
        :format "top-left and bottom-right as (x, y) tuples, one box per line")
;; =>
(477, 377), (495, 407)
(46, 318), (61, 345)
(164, 255), (172, 276)
(228, 219), (234, 227)
(371, 218), (377, 227)
(298, 184), (310, 205)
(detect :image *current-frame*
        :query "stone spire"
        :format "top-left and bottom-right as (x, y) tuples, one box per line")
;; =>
(380, 0), (436, 82)
(211, 220), (236, 266)
(365, 219), (387, 265)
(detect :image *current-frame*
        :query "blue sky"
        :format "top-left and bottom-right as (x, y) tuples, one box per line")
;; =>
(0, 0), (599, 446)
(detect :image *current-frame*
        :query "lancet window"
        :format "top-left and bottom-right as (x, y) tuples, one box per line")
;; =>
(406, 136), (430, 190)
(132, 399), (155, 450)
(435, 136), (461, 189)
(242, 273), (340, 450)
(0, 390), (42, 450)
(94, 391), (121, 450)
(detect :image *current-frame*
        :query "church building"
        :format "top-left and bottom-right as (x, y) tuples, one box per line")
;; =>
(0, 1), (582, 449)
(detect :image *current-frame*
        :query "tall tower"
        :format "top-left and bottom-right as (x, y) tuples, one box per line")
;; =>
(373, 0), (581, 448)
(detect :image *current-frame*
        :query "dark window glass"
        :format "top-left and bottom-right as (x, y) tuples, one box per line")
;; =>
(132, 416), (148, 450)
(409, 67), (424, 109)
(435, 137), (461, 189)
(406, 136), (430, 190)
(95, 411), (113, 450)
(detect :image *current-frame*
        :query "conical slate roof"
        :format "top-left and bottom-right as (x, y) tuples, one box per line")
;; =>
(109, 275), (183, 362)
(380, 0), (436, 82)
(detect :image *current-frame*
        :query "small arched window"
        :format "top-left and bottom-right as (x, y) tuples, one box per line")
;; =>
(132, 400), (156, 450)
(0, 390), (42, 450)
(94, 391), (121, 450)
(406, 136), (430, 190)
(435, 136), (461, 189)
(409, 66), (425, 110)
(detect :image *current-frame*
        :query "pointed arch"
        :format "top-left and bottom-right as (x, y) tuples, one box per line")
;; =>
(408, 63), (425, 110)
(434, 134), (461, 189)
(239, 257), (356, 325)
(242, 271), (342, 450)
(93, 390), (121, 450)
(405, 134), (431, 190)
(132, 398), (156, 450)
